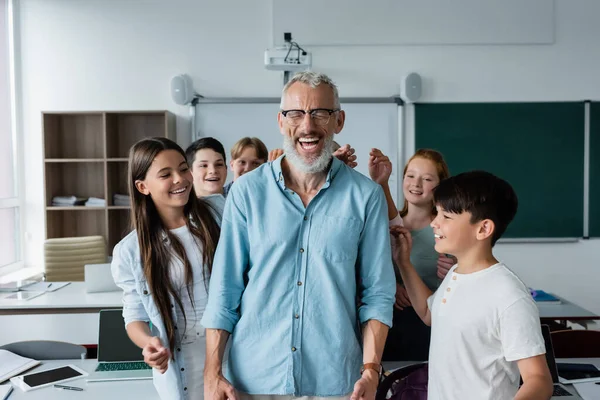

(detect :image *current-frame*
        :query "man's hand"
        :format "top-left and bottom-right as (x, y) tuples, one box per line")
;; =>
(394, 283), (412, 310)
(437, 254), (456, 280)
(390, 226), (413, 267)
(333, 144), (358, 168)
(351, 369), (379, 400)
(268, 148), (284, 161)
(204, 372), (239, 400)
(142, 336), (170, 374)
(368, 148), (392, 185)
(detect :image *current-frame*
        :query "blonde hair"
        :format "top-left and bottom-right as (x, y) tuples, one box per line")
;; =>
(399, 149), (450, 218)
(230, 137), (268, 161)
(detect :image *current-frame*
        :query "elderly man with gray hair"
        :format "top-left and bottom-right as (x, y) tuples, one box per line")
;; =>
(202, 71), (395, 400)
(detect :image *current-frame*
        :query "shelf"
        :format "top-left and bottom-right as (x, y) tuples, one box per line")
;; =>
(47, 206), (106, 211)
(45, 162), (105, 207)
(107, 158), (128, 162)
(107, 162), (129, 206)
(45, 159), (105, 163)
(43, 114), (105, 159)
(108, 206), (130, 210)
(46, 209), (107, 239)
(106, 112), (167, 158)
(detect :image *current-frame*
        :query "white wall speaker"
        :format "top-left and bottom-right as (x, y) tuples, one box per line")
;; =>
(402, 73), (422, 103)
(170, 74), (195, 105)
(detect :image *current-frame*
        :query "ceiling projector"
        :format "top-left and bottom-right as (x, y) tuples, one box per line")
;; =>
(264, 33), (311, 71)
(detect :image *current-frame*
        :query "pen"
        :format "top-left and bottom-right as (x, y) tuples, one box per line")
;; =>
(54, 384), (83, 391)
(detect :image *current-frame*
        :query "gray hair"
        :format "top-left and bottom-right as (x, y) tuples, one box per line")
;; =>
(280, 71), (340, 109)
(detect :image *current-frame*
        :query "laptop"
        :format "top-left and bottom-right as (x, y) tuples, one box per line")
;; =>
(540, 324), (583, 399)
(85, 263), (120, 293)
(86, 309), (153, 382)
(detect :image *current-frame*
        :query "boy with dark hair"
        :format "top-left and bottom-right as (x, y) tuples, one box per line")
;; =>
(391, 170), (553, 400)
(185, 137), (228, 198)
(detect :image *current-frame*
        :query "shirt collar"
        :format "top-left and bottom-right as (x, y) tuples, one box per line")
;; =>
(271, 154), (343, 190)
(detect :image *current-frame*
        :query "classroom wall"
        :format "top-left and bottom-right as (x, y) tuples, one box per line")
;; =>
(14, 0), (600, 328)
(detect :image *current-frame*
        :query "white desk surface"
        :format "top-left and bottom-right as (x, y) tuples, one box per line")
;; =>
(0, 283), (122, 314)
(1, 359), (159, 400)
(537, 296), (599, 320)
(2, 358), (597, 400)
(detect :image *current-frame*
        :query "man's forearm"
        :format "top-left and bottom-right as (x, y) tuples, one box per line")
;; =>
(205, 328), (230, 376)
(362, 319), (389, 364)
(397, 261), (433, 323)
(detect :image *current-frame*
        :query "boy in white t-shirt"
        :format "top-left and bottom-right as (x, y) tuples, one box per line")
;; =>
(391, 170), (553, 400)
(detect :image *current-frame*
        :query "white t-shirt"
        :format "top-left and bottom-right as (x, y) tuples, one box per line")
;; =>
(170, 224), (208, 399)
(426, 263), (545, 400)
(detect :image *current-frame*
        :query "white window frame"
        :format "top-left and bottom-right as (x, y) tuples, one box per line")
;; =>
(0, 0), (24, 274)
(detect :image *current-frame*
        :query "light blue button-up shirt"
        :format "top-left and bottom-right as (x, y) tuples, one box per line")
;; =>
(201, 156), (395, 396)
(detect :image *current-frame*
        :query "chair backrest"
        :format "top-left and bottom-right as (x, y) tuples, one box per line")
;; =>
(376, 363), (428, 400)
(44, 235), (107, 281)
(550, 330), (600, 358)
(0, 340), (87, 360)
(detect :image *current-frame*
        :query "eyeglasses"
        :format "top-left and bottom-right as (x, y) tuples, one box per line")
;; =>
(280, 108), (340, 126)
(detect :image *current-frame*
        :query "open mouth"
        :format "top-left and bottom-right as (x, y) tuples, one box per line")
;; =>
(298, 137), (320, 151)
(434, 233), (446, 239)
(169, 186), (188, 195)
(205, 177), (220, 182)
(409, 190), (423, 195)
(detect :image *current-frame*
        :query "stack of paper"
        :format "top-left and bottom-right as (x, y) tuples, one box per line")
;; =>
(0, 350), (40, 384)
(573, 382), (600, 400)
(0, 385), (13, 400)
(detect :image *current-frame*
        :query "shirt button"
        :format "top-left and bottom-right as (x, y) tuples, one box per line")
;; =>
(177, 348), (181, 352)
(446, 288), (451, 292)
(294, 314), (300, 319)
(143, 290), (148, 295)
(292, 347), (297, 352)
(452, 276), (457, 280)
(299, 248), (304, 253)
(184, 387), (187, 391)
(297, 281), (303, 286)
(303, 216), (308, 221)
(181, 368), (185, 372)
(442, 298), (447, 304)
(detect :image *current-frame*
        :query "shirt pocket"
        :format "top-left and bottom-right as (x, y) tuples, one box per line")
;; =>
(137, 278), (161, 320)
(310, 215), (362, 262)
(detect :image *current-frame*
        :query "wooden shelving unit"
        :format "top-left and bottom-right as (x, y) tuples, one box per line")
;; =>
(43, 111), (175, 255)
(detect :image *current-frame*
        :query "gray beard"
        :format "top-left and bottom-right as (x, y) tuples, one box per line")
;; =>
(283, 134), (335, 174)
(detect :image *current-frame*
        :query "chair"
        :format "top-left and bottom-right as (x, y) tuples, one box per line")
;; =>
(0, 340), (87, 360)
(44, 235), (107, 281)
(551, 329), (600, 358)
(376, 362), (428, 400)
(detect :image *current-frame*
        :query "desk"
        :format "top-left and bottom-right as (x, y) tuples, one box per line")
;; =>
(0, 283), (123, 346)
(0, 283), (122, 315)
(1, 359), (159, 400)
(537, 296), (600, 329)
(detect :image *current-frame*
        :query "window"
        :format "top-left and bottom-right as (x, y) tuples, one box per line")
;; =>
(0, 0), (21, 271)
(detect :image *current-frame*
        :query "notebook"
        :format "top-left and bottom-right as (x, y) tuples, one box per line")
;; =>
(530, 289), (562, 304)
(0, 350), (40, 383)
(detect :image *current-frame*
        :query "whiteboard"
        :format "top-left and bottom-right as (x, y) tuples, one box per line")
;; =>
(195, 101), (401, 203)
(273, 0), (554, 46)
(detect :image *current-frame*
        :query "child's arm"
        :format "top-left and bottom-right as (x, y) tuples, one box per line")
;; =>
(390, 226), (432, 325)
(368, 148), (399, 221)
(515, 355), (553, 400)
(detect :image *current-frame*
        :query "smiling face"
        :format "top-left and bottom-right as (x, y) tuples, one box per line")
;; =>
(402, 157), (441, 208)
(230, 146), (265, 180)
(134, 149), (193, 213)
(191, 148), (227, 197)
(278, 82), (345, 174)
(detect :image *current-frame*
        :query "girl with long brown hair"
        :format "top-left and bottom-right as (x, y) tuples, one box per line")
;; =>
(111, 137), (221, 399)
(369, 148), (455, 361)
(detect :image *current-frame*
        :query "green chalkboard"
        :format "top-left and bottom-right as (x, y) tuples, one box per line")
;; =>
(415, 102), (584, 238)
(590, 102), (600, 237)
